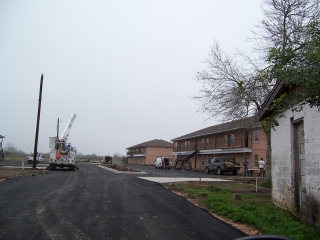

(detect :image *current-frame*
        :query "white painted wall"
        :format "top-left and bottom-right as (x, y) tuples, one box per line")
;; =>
(271, 105), (320, 224)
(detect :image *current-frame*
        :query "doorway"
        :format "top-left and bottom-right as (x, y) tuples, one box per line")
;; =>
(293, 119), (306, 213)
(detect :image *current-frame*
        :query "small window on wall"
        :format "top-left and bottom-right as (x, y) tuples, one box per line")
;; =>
(202, 138), (209, 149)
(253, 129), (259, 141)
(231, 134), (235, 145)
(185, 140), (190, 149)
(225, 134), (234, 146)
(254, 154), (259, 167)
(225, 135), (229, 146)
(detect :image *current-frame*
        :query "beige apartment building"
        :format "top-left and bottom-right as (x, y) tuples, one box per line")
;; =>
(126, 139), (173, 165)
(171, 117), (267, 172)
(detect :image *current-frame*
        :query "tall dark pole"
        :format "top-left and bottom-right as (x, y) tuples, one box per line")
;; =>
(33, 74), (44, 169)
(56, 118), (60, 139)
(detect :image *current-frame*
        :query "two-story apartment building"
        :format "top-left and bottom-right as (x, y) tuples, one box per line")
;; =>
(171, 117), (267, 171)
(126, 139), (173, 165)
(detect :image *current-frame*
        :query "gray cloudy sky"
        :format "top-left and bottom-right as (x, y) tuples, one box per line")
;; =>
(0, 0), (263, 156)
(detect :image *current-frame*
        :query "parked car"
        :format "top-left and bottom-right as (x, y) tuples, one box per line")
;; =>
(154, 157), (172, 170)
(26, 154), (43, 164)
(205, 157), (241, 175)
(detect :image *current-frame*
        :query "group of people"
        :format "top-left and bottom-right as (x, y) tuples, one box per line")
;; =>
(243, 157), (266, 177)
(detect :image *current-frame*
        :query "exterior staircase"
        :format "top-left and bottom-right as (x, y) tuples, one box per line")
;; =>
(174, 150), (199, 170)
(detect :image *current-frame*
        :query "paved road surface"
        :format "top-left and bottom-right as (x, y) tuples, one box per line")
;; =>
(0, 163), (246, 240)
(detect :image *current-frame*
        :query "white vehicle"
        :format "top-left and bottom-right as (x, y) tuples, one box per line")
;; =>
(26, 154), (43, 164)
(48, 113), (77, 170)
(154, 157), (172, 170)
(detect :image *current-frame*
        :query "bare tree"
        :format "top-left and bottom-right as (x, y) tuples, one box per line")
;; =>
(195, 0), (319, 178)
(256, 0), (319, 54)
(195, 0), (319, 121)
(195, 41), (272, 122)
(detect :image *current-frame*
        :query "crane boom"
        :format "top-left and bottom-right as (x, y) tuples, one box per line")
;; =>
(61, 113), (77, 142)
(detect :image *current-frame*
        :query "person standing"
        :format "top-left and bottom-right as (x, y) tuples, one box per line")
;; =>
(243, 158), (249, 176)
(258, 157), (265, 177)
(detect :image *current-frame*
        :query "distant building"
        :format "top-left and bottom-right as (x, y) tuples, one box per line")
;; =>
(171, 117), (267, 171)
(126, 139), (173, 165)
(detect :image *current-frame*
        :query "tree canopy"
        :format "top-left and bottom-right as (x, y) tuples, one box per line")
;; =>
(195, 42), (272, 122)
(268, 21), (320, 108)
(195, 0), (320, 123)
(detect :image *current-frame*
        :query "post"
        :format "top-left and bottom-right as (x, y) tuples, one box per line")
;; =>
(33, 74), (44, 169)
(57, 118), (60, 139)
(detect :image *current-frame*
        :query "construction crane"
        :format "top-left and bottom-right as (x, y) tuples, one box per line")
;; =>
(48, 113), (77, 170)
(61, 112), (76, 142)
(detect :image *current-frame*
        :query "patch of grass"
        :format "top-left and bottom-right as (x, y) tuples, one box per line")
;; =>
(167, 182), (320, 240)
(259, 178), (272, 188)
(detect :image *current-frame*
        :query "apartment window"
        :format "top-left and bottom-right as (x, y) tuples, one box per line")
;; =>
(202, 138), (209, 149)
(253, 129), (260, 141)
(185, 140), (190, 149)
(254, 154), (259, 167)
(173, 142), (177, 150)
(225, 134), (229, 146)
(231, 134), (235, 145)
(225, 134), (235, 146)
(244, 131), (249, 147)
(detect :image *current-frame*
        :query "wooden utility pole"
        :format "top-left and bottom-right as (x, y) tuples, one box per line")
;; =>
(33, 74), (44, 169)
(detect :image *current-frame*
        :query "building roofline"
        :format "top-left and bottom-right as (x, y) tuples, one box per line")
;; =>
(257, 81), (288, 120)
(171, 116), (260, 142)
(127, 139), (173, 149)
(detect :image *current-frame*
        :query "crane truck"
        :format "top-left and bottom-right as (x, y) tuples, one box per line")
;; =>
(48, 113), (77, 170)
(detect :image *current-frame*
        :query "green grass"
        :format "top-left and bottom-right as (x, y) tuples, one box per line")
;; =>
(167, 182), (320, 240)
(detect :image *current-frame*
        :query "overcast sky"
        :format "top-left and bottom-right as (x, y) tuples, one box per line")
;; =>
(0, 0), (263, 156)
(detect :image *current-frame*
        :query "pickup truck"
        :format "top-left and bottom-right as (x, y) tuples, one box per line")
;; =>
(26, 154), (43, 164)
(205, 157), (241, 175)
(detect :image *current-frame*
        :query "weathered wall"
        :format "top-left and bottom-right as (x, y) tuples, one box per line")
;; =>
(304, 106), (320, 224)
(272, 105), (320, 224)
(271, 115), (295, 210)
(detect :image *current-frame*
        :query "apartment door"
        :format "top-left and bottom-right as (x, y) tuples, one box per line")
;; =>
(294, 120), (306, 213)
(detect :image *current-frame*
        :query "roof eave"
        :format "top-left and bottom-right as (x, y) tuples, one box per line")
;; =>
(257, 82), (287, 120)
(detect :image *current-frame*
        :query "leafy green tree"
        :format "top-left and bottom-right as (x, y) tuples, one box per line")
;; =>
(257, 0), (320, 178)
(268, 21), (320, 109)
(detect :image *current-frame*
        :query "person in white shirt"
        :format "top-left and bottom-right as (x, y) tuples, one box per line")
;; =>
(258, 158), (265, 177)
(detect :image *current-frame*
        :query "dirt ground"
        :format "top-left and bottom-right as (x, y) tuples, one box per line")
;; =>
(0, 166), (48, 181)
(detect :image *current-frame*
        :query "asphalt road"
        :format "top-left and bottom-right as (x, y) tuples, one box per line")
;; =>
(0, 163), (246, 240)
